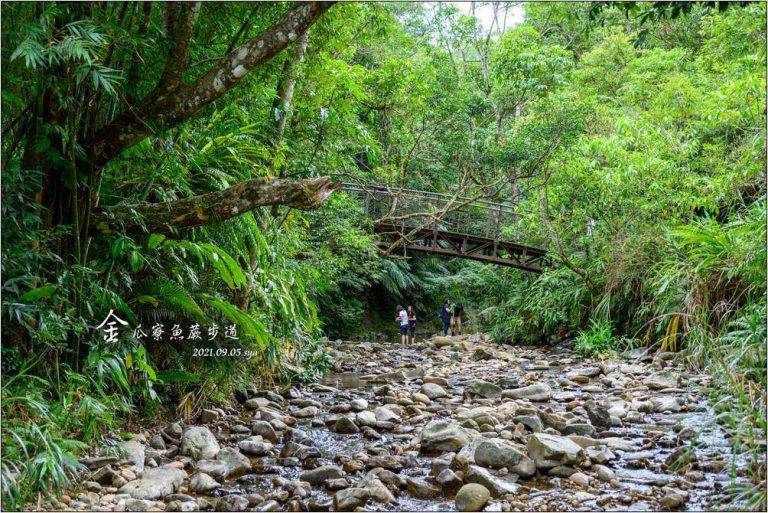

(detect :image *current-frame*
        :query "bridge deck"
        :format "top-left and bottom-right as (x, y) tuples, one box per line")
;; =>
(340, 183), (550, 272)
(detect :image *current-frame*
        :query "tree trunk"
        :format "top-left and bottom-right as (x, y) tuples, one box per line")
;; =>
(90, 176), (341, 236)
(272, 31), (309, 152)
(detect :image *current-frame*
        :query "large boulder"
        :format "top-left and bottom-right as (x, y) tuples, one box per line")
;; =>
(181, 427), (220, 460)
(419, 422), (473, 453)
(526, 433), (585, 469)
(119, 441), (145, 472)
(464, 381), (503, 400)
(474, 440), (535, 477)
(643, 370), (680, 390)
(118, 465), (187, 500)
(215, 447), (251, 478)
(501, 383), (551, 402)
(455, 483), (490, 512)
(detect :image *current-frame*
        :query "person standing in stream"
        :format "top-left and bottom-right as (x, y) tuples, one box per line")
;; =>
(395, 305), (409, 344)
(439, 299), (452, 336)
(452, 302), (464, 336)
(407, 305), (417, 344)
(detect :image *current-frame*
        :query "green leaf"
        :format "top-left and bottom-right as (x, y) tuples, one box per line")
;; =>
(19, 285), (56, 302)
(147, 234), (166, 250)
(136, 295), (159, 307)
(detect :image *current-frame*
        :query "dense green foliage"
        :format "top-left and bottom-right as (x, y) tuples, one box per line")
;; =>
(1, 1), (765, 509)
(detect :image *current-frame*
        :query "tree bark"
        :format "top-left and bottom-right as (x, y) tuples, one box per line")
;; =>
(272, 31), (309, 151)
(90, 177), (341, 235)
(89, 1), (335, 166)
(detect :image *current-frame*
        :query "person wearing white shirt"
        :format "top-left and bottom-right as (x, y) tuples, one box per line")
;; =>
(395, 305), (408, 344)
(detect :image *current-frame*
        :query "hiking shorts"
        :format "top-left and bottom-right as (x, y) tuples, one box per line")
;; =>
(400, 324), (408, 335)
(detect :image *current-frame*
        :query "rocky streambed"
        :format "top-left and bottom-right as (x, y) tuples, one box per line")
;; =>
(50, 335), (751, 512)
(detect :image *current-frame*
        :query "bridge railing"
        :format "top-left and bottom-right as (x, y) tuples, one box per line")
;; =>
(340, 183), (528, 243)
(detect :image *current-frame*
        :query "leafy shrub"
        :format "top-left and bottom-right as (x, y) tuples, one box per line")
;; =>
(574, 319), (620, 357)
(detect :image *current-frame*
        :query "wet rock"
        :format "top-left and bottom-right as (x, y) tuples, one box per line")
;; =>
(540, 412), (568, 432)
(464, 380), (503, 400)
(281, 441), (320, 460)
(80, 455), (119, 470)
(149, 434), (166, 450)
(334, 488), (371, 511)
(564, 423), (596, 437)
(124, 498), (156, 511)
(189, 473), (220, 493)
(334, 416), (360, 434)
(406, 477), (441, 499)
(251, 421), (279, 444)
(420, 421), (474, 453)
(301, 466), (343, 486)
(238, 435), (273, 456)
(119, 441), (145, 472)
(201, 409), (220, 424)
(421, 382), (448, 400)
(548, 465), (576, 477)
(413, 392), (432, 405)
(586, 445), (616, 464)
(527, 433), (585, 469)
(215, 447), (251, 478)
(568, 472), (590, 487)
(585, 402), (612, 431)
(182, 427), (220, 460)
(118, 465), (187, 500)
(436, 468), (463, 494)
(464, 465), (519, 497)
(473, 348), (495, 361)
(455, 483), (490, 511)
(659, 488), (688, 509)
(501, 383), (551, 402)
(373, 406), (400, 423)
(424, 376), (450, 386)
(568, 367), (602, 378)
(350, 399), (368, 411)
(367, 454), (402, 471)
(432, 336), (455, 348)
(512, 415), (544, 433)
(474, 439), (534, 477)
(652, 397), (682, 413)
(431, 452), (456, 476)
(356, 411), (377, 427)
(215, 495), (249, 512)
(294, 406), (319, 418)
(92, 466), (120, 485)
(167, 500), (200, 512)
(594, 464), (615, 482)
(245, 397), (270, 410)
(644, 370), (680, 390)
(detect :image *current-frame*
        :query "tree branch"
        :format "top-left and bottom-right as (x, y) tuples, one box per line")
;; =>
(89, 1), (335, 166)
(90, 176), (341, 235)
(154, 2), (201, 94)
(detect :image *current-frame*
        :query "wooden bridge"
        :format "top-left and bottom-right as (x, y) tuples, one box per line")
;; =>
(340, 183), (550, 272)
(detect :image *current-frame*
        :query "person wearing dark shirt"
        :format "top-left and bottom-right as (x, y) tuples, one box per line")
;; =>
(438, 299), (452, 336)
(452, 302), (464, 336)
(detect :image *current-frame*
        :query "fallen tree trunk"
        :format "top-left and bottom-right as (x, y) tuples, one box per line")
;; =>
(91, 176), (340, 235)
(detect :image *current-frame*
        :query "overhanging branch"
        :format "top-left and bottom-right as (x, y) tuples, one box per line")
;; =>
(91, 176), (340, 235)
